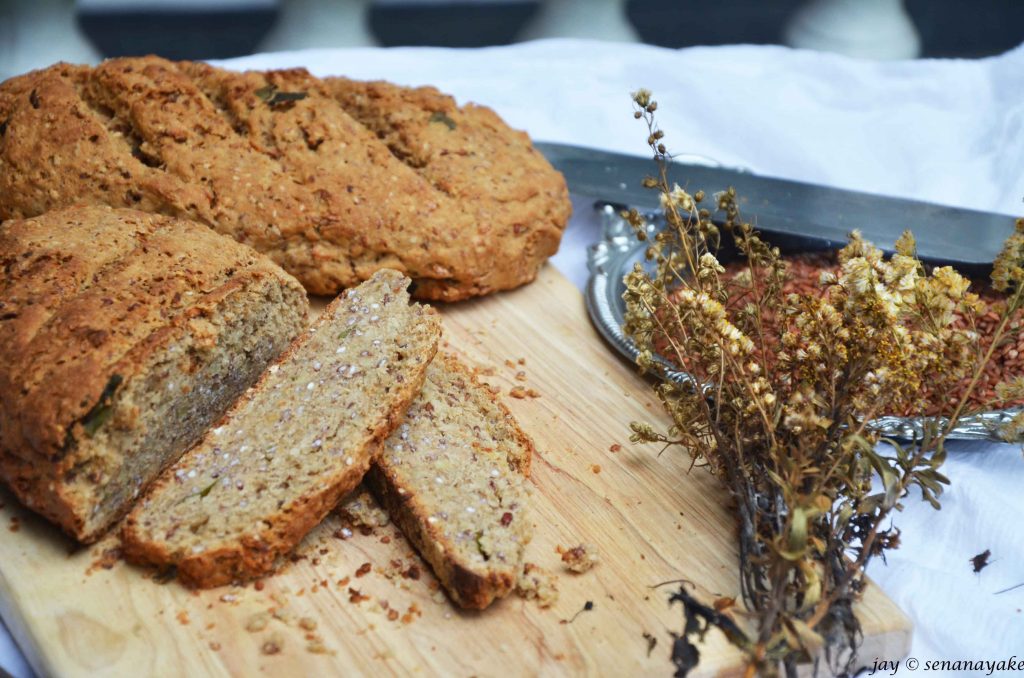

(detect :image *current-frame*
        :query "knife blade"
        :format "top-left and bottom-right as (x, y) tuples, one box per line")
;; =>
(536, 141), (1018, 267)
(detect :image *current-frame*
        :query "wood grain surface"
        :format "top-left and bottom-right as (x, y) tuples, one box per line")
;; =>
(0, 266), (910, 677)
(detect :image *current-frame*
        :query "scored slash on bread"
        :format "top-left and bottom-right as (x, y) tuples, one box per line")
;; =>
(121, 269), (441, 588)
(0, 206), (309, 543)
(366, 354), (535, 609)
(323, 77), (572, 301)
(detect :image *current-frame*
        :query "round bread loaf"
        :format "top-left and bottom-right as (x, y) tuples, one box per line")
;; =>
(0, 57), (571, 301)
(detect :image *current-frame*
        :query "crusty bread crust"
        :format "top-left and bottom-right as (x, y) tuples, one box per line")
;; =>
(121, 270), (441, 587)
(367, 354), (534, 609)
(0, 206), (308, 542)
(323, 77), (572, 302)
(0, 57), (571, 301)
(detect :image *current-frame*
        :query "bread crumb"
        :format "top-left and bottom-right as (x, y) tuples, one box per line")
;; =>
(509, 386), (528, 399)
(176, 611), (190, 625)
(558, 544), (600, 573)
(8, 517), (19, 532)
(86, 546), (123, 575)
(337, 488), (390, 528)
(349, 588), (370, 604)
(245, 613), (270, 633)
(307, 639), (334, 655)
(401, 603), (422, 624)
(516, 563), (559, 607)
(504, 359), (516, 369)
(591, 464), (601, 474)
(261, 635), (283, 655)
(355, 562), (372, 578)
(298, 617), (318, 631)
(609, 443), (622, 453)
(515, 371), (527, 381)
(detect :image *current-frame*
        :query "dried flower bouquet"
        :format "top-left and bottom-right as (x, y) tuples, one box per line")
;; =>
(622, 89), (1024, 677)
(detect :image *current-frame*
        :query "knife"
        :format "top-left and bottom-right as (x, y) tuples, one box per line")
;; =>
(536, 141), (1019, 268)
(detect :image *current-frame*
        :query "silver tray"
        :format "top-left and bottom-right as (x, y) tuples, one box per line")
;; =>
(584, 203), (1022, 443)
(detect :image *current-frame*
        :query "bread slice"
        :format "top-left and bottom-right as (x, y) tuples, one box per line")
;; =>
(121, 270), (440, 588)
(0, 206), (308, 543)
(365, 354), (534, 609)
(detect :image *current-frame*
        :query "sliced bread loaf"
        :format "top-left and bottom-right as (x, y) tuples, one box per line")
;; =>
(121, 269), (441, 588)
(366, 354), (534, 609)
(0, 206), (308, 542)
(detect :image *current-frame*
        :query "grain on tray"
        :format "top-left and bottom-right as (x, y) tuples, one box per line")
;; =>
(665, 252), (1024, 417)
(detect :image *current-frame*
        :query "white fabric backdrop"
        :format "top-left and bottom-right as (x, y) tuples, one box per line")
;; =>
(2, 39), (1023, 676)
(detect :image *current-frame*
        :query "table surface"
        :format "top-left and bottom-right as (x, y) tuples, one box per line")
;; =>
(3, 39), (1024, 676)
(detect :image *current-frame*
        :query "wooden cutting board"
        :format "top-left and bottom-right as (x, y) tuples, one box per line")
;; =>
(0, 266), (910, 677)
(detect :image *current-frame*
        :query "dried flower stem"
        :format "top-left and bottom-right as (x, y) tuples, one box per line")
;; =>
(622, 90), (1024, 677)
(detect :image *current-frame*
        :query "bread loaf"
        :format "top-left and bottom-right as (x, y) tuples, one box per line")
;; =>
(0, 206), (308, 542)
(0, 57), (571, 301)
(121, 269), (440, 587)
(367, 354), (534, 609)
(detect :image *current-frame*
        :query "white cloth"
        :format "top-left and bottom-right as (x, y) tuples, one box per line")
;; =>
(2, 40), (1023, 677)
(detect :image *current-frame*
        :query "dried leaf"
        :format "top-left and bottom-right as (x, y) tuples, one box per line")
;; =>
(428, 111), (457, 130)
(81, 374), (123, 437)
(198, 479), (218, 499)
(642, 631), (658, 657)
(255, 84), (308, 106)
